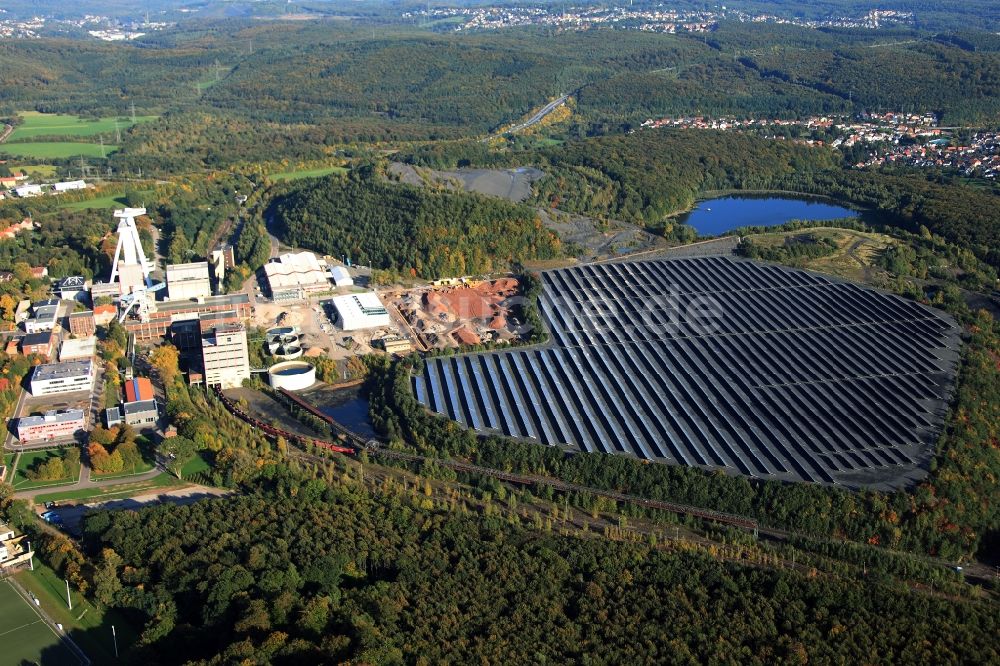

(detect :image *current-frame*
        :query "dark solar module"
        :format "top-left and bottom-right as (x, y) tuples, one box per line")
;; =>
(414, 257), (961, 489)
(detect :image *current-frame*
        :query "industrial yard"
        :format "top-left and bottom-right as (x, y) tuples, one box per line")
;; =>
(387, 277), (527, 351)
(415, 256), (962, 489)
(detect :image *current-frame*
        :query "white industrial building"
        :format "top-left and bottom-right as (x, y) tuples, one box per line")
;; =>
(25, 300), (60, 334)
(166, 261), (212, 300)
(56, 275), (88, 301)
(59, 336), (97, 361)
(330, 265), (354, 288)
(331, 292), (392, 331)
(30, 359), (95, 396)
(15, 184), (42, 198)
(263, 252), (330, 301)
(53, 180), (87, 192)
(201, 321), (251, 389)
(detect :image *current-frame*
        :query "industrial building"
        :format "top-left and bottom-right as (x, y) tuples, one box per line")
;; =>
(30, 359), (95, 396)
(14, 184), (41, 197)
(90, 281), (120, 302)
(200, 318), (250, 388)
(125, 377), (155, 403)
(172, 310), (244, 350)
(21, 331), (55, 358)
(331, 292), (391, 331)
(330, 265), (354, 288)
(25, 300), (59, 334)
(262, 251), (330, 301)
(17, 409), (86, 443)
(106, 400), (157, 428)
(58, 336), (96, 361)
(124, 293), (252, 341)
(68, 310), (96, 337)
(106, 377), (158, 428)
(166, 262), (212, 300)
(53, 180), (87, 192)
(380, 337), (413, 355)
(56, 276), (88, 301)
(93, 304), (117, 325)
(210, 244), (232, 286)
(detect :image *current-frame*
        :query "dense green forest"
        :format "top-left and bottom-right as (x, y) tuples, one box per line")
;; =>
(270, 169), (561, 279)
(76, 484), (997, 665)
(2, 20), (999, 176)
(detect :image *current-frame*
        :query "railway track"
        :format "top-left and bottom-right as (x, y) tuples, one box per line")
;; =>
(216, 386), (762, 535)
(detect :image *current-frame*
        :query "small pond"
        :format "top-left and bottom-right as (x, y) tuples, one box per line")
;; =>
(314, 388), (376, 439)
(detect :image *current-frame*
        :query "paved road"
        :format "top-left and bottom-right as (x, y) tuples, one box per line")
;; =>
(54, 485), (230, 534)
(490, 94), (568, 139)
(13, 465), (163, 501)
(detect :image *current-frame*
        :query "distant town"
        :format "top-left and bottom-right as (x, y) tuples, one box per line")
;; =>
(0, 11), (171, 40)
(641, 112), (1000, 179)
(404, 5), (914, 33)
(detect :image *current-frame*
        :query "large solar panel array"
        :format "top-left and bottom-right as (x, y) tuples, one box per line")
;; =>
(414, 257), (960, 488)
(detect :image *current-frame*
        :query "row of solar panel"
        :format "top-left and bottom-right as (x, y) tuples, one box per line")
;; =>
(414, 257), (959, 487)
(542, 271), (945, 346)
(415, 335), (951, 485)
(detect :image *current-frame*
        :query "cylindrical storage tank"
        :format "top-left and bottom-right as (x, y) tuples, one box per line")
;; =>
(267, 361), (316, 391)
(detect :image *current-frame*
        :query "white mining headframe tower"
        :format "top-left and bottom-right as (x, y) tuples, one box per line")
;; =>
(109, 207), (163, 322)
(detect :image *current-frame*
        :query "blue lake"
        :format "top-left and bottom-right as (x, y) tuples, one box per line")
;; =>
(679, 196), (856, 236)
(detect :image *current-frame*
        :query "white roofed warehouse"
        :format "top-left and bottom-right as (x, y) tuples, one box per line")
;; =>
(330, 265), (354, 287)
(166, 261), (212, 300)
(331, 292), (391, 331)
(262, 252), (330, 301)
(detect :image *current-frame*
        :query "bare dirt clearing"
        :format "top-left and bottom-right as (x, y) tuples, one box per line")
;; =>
(388, 162), (662, 262)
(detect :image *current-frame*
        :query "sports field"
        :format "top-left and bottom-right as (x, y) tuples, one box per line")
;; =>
(0, 579), (79, 665)
(8, 111), (156, 140)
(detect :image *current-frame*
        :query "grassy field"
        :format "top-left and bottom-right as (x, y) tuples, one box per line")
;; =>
(60, 193), (129, 210)
(18, 164), (59, 178)
(0, 142), (117, 159)
(270, 165), (349, 181)
(17, 560), (139, 663)
(181, 451), (212, 478)
(8, 111), (156, 140)
(747, 227), (893, 282)
(35, 472), (181, 505)
(0, 578), (80, 665)
(13, 448), (81, 490)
